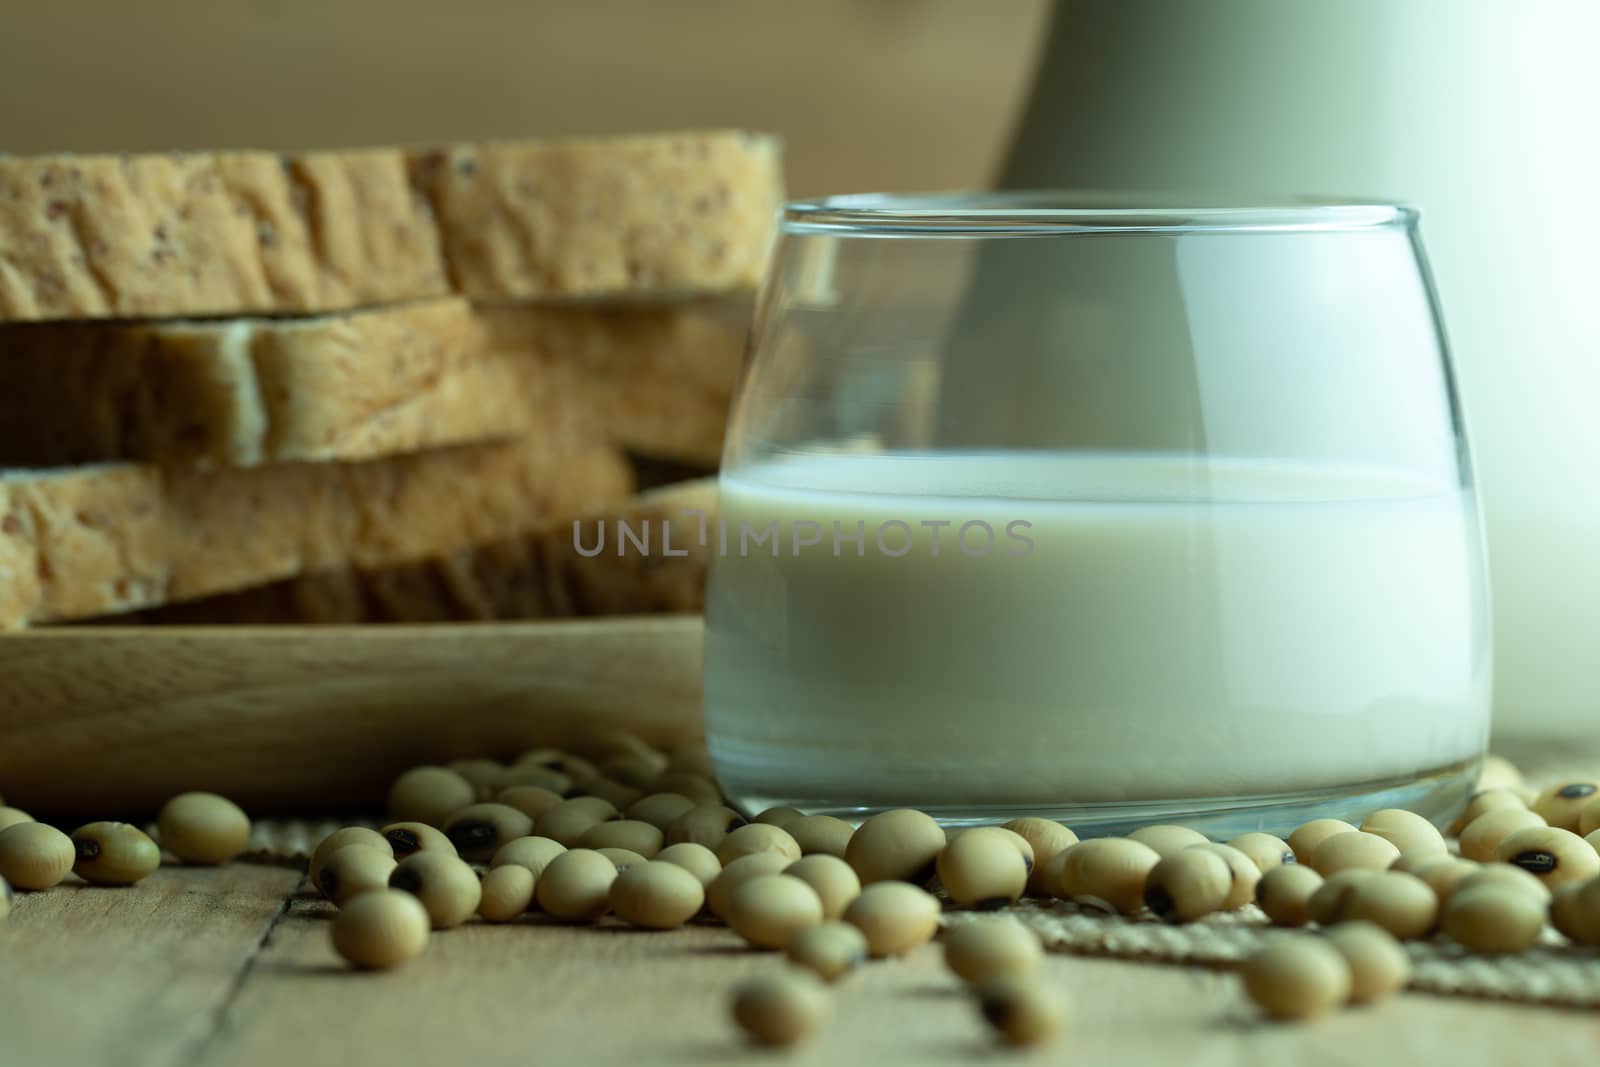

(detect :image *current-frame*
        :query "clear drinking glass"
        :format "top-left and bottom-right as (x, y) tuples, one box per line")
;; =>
(703, 194), (1490, 835)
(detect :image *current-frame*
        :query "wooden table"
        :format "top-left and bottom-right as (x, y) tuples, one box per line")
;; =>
(4, 861), (1596, 1067)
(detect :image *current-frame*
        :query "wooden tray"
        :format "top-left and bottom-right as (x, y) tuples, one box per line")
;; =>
(0, 616), (704, 816)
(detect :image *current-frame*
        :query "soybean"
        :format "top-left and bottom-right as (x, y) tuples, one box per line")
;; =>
(1326, 921), (1411, 1003)
(477, 865), (536, 923)
(1287, 819), (1356, 864)
(843, 882), (941, 957)
(1440, 886), (1545, 953)
(0, 877), (10, 921)
(535, 848), (617, 921)
(1493, 826), (1600, 890)
(1127, 824), (1208, 857)
(1143, 848), (1233, 923)
(728, 874), (824, 949)
(448, 758), (507, 799)
(845, 809), (946, 885)
(0, 822), (75, 890)
(652, 773), (725, 808)
(1050, 838), (1160, 914)
(1477, 755), (1525, 793)
(1574, 796), (1600, 838)
(534, 796), (621, 847)
(625, 793), (698, 833)
(1241, 937), (1351, 1020)
(716, 823), (801, 867)
(157, 793), (251, 865)
(944, 916), (1042, 983)
(1455, 863), (1551, 902)
(578, 819), (664, 858)
(0, 807), (34, 833)
(1532, 780), (1600, 832)
(1458, 807), (1546, 862)
(1335, 871), (1439, 939)
(1550, 882), (1599, 946)
(667, 742), (716, 780)
(708, 853), (791, 919)
(1306, 869), (1379, 926)
(788, 815), (855, 859)
(496, 766), (572, 796)
(786, 920), (869, 982)
(1226, 832), (1295, 874)
(753, 807), (806, 830)
(1389, 851), (1443, 875)
(71, 822), (161, 886)
(310, 828), (391, 893)
(1448, 789), (1526, 836)
(601, 751), (668, 789)
(1360, 809), (1447, 860)
(578, 729), (660, 764)
(387, 765), (477, 826)
(578, 777), (643, 810)
(443, 803), (533, 862)
(319, 845), (397, 906)
(1187, 843), (1260, 910)
(1256, 864), (1324, 927)
(490, 835), (566, 879)
(656, 842), (722, 888)
(596, 847), (649, 870)
(664, 805), (746, 850)
(1308, 831), (1400, 875)
(730, 969), (829, 1047)
(609, 860), (706, 929)
(1004, 818), (1080, 895)
(784, 855), (861, 920)
(975, 976), (1065, 1046)
(513, 748), (595, 782)
(332, 889), (430, 970)
(495, 786), (566, 822)
(1410, 857), (1480, 902)
(937, 828), (1029, 909)
(380, 822), (455, 861)
(388, 851), (481, 929)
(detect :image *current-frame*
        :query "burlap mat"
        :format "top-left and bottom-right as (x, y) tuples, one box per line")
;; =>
(943, 901), (1600, 1009)
(237, 815), (1600, 1009)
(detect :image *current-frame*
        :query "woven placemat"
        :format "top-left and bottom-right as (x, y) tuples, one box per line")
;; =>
(237, 817), (1600, 1009)
(943, 900), (1600, 1009)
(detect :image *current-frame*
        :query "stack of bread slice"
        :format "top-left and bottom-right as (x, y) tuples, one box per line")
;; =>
(0, 131), (773, 628)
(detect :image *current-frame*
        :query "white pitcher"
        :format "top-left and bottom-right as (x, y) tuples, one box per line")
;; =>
(1005, 0), (1600, 739)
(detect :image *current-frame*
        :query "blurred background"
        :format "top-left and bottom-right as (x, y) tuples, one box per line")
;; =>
(0, 0), (1050, 197)
(1, 0), (1594, 742)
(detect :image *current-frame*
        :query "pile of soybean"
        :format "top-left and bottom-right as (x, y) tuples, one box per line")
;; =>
(5, 747), (1600, 1045)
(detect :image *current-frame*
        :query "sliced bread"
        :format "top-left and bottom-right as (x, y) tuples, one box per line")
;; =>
(0, 130), (781, 322)
(109, 479), (716, 625)
(0, 434), (632, 628)
(0, 297), (745, 468)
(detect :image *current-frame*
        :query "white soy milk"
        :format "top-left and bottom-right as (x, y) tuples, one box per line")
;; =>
(702, 452), (1490, 814)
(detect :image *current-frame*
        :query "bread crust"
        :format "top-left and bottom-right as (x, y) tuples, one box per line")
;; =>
(0, 297), (745, 467)
(0, 436), (633, 627)
(0, 131), (781, 321)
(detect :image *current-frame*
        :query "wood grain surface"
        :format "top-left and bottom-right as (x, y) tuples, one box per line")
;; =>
(0, 864), (303, 1067)
(0, 617), (704, 816)
(3, 863), (1595, 1067)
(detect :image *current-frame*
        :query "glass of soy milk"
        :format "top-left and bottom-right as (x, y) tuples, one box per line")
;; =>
(702, 195), (1490, 834)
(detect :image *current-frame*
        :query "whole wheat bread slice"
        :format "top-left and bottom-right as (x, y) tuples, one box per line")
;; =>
(118, 479), (716, 625)
(0, 130), (781, 322)
(0, 297), (745, 468)
(0, 434), (633, 628)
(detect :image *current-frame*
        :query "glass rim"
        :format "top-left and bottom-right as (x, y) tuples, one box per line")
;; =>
(782, 192), (1417, 237)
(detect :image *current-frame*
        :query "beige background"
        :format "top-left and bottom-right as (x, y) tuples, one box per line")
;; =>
(0, 0), (1051, 198)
